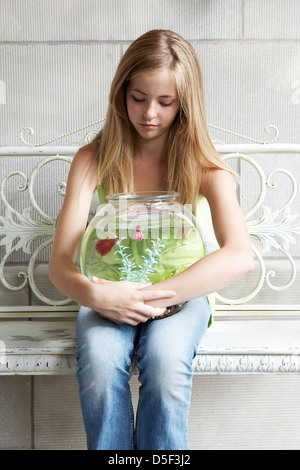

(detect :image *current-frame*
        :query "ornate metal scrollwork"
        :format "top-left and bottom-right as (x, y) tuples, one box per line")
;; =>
(216, 151), (300, 305)
(0, 155), (73, 305)
(19, 119), (105, 147)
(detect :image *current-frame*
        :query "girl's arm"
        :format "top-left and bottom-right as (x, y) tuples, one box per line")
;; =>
(143, 169), (254, 307)
(48, 143), (176, 325)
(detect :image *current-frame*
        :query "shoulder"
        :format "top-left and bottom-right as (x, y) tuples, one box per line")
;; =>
(80, 140), (99, 153)
(201, 168), (235, 200)
(69, 141), (99, 180)
(63, 141), (100, 199)
(73, 141), (99, 165)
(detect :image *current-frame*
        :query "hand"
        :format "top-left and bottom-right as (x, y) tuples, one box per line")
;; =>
(91, 277), (176, 326)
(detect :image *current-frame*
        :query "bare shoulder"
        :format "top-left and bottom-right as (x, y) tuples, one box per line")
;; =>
(72, 141), (99, 167)
(80, 140), (99, 154)
(201, 168), (235, 199)
(56, 142), (99, 212)
(67, 141), (99, 188)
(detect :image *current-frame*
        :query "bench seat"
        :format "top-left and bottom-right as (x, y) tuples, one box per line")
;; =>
(1, 315), (299, 375)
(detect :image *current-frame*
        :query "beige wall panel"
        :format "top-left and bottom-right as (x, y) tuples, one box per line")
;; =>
(0, 373), (300, 450)
(245, 0), (300, 39)
(0, 43), (121, 146)
(193, 41), (300, 144)
(0, 0), (242, 42)
(189, 375), (300, 450)
(0, 376), (32, 449)
(34, 375), (86, 449)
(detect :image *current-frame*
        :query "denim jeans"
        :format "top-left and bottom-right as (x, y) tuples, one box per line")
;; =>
(75, 296), (211, 450)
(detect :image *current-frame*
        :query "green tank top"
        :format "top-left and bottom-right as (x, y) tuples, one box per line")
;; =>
(95, 183), (215, 324)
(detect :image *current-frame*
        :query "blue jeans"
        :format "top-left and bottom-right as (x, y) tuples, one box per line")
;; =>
(75, 296), (211, 450)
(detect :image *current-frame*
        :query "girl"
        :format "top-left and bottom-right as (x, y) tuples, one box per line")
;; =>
(49, 30), (253, 450)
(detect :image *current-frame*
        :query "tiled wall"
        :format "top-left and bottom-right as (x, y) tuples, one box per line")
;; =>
(1, 0), (300, 450)
(1, 375), (300, 450)
(1, 0), (300, 146)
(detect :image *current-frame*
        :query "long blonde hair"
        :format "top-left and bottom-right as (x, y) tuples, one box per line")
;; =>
(94, 29), (232, 208)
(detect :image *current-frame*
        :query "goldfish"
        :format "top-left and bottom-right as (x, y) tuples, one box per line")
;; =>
(95, 238), (118, 256)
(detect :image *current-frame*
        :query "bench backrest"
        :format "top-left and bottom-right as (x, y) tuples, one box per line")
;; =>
(0, 140), (299, 318)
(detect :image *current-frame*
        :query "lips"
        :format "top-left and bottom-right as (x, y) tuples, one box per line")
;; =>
(140, 123), (157, 130)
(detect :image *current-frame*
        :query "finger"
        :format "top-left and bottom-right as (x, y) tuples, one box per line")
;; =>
(136, 305), (166, 320)
(138, 289), (176, 301)
(151, 307), (167, 317)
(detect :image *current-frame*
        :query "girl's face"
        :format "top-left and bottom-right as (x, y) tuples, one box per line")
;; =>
(126, 68), (180, 146)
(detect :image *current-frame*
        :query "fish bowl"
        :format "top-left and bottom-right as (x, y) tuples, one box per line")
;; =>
(80, 191), (206, 319)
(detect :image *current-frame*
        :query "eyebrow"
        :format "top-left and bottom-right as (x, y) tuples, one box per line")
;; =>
(131, 88), (176, 99)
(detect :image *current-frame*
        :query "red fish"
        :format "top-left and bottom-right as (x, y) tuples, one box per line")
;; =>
(95, 238), (118, 256)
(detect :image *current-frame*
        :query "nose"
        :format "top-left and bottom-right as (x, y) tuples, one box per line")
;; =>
(143, 101), (157, 121)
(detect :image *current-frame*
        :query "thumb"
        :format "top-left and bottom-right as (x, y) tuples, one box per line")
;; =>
(92, 276), (111, 284)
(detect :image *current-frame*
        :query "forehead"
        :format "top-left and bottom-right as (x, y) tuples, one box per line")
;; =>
(128, 69), (178, 97)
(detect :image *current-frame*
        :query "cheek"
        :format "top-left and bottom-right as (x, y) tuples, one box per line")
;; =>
(126, 100), (135, 123)
(165, 107), (179, 125)
(126, 99), (140, 122)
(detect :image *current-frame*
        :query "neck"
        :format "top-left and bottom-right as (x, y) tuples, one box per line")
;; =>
(135, 138), (167, 164)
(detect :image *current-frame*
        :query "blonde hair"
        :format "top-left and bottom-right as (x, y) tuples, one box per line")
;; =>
(94, 29), (232, 208)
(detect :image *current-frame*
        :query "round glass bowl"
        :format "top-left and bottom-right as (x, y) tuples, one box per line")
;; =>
(80, 191), (206, 319)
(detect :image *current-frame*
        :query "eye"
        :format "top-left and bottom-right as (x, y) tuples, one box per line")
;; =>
(132, 96), (145, 103)
(160, 102), (172, 107)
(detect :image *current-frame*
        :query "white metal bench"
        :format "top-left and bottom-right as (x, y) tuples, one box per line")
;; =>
(0, 126), (299, 376)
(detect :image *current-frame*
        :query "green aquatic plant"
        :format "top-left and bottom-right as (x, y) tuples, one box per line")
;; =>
(137, 238), (165, 282)
(114, 239), (137, 281)
(114, 237), (165, 282)
(148, 264), (187, 283)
